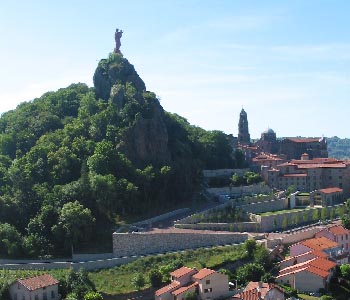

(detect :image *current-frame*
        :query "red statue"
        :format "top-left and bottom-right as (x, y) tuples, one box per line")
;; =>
(114, 28), (123, 54)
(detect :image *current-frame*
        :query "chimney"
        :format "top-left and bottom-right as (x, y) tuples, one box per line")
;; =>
(258, 281), (263, 289)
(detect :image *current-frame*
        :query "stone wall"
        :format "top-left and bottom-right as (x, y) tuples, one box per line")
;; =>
(72, 253), (114, 262)
(0, 256), (136, 271)
(251, 204), (344, 232)
(112, 231), (248, 257)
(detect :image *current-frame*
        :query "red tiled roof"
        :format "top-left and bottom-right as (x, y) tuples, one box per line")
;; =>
(171, 282), (198, 296)
(307, 266), (330, 278)
(318, 187), (343, 194)
(17, 274), (58, 291)
(300, 236), (338, 251)
(170, 266), (196, 278)
(192, 268), (216, 280)
(285, 138), (321, 143)
(297, 163), (346, 169)
(328, 225), (349, 235)
(235, 282), (284, 300)
(155, 281), (180, 296)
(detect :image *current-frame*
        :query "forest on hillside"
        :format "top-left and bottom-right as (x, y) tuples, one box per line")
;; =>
(327, 136), (350, 159)
(0, 53), (242, 258)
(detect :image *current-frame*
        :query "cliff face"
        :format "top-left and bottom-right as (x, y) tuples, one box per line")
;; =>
(93, 53), (171, 167)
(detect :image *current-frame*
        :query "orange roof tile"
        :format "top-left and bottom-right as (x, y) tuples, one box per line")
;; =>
(170, 266), (196, 278)
(236, 282), (284, 300)
(192, 268), (216, 280)
(307, 266), (330, 278)
(300, 236), (338, 251)
(286, 138), (321, 143)
(17, 274), (58, 291)
(155, 281), (180, 296)
(310, 257), (337, 271)
(171, 282), (198, 296)
(318, 187), (343, 194)
(328, 225), (349, 235)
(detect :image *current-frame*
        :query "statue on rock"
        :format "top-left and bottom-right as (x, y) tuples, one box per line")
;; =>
(114, 28), (123, 54)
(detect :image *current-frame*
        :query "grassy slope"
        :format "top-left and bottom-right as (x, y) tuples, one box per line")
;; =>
(0, 244), (245, 296)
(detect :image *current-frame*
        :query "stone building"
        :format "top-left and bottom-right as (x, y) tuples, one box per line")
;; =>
(261, 155), (350, 197)
(155, 267), (229, 300)
(238, 108), (250, 145)
(9, 274), (59, 300)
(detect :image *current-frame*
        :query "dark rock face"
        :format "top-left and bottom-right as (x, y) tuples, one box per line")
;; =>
(119, 103), (171, 166)
(93, 54), (146, 101)
(93, 53), (170, 167)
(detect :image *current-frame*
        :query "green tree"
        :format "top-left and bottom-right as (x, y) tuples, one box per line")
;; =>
(149, 269), (163, 288)
(53, 201), (95, 249)
(282, 216), (288, 230)
(244, 239), (257, 258)
(132, 273), (145, 290)
(253, 246), (271, 269)
(340, 264), (350, 279)
(261, 272), (275, 283)
(184, 291), (197, 300)
(342, 215), (350, 229)
(302, 211), (309, 223)
(235, 263), (265, 284)
(84, 291), (103, 300)
(321, 207), (328, 221)
(0, 223), (23, 257)
(312, 209), (320, 223)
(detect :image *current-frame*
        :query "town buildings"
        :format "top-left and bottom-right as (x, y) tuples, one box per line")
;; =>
(276, 226), (350, 292)
(155, 267), (229, 300)
(9, 274), (59, 300)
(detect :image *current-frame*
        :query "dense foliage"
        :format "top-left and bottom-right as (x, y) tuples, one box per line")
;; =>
(0, 53), (237, 257)
(327, 136), (350, 159)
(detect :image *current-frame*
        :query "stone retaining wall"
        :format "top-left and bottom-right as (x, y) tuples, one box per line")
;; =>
(0, 256), (136, 271)
(72, 253), (114, 262)
(252, 204), (344, 232)
(112, 232), (248, 257)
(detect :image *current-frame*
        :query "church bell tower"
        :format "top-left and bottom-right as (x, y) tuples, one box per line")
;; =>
(238, 108), (250, 145)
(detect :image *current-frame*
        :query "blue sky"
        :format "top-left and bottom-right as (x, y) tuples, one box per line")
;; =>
(0, 1), (349, 138)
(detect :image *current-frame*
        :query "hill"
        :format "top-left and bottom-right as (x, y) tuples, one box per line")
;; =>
(0, 53), (239, 257)
(327, 136), (350, 159)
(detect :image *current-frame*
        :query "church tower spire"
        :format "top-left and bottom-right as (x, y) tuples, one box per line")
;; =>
(238, 108), (250, 145)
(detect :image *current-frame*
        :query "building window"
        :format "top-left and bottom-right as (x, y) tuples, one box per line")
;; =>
(35, 295), (39, 300)
(206, 280), (210, 285)
(204, 288), (213, 293)
(51, 291), (55, 299)
(43, 292), (47, 300)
